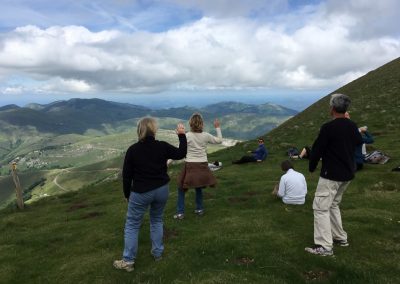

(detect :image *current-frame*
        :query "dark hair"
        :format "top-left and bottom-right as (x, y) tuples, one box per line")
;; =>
(330, 93), (351, 113)
(281, 160), (294, 171)
(258, 137), (264, 143)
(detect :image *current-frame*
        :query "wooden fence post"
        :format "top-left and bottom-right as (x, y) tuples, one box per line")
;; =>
(11, 162), (24, 210)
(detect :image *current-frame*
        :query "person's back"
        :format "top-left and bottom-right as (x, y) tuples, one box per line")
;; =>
(305, 93), (363, 257)
(125, 137), (180, 193)
(174, 113), (222, 220)
(276, 161), (307, 205)
(186, 131), (222, 162)
(309, 117), (362, 181)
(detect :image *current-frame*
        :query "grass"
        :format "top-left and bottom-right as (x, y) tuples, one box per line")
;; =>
(0, 149), (399, 283)
(0, 57), (400, 283)
(0, 126), (234, 208)
(1, 127), (400, 283)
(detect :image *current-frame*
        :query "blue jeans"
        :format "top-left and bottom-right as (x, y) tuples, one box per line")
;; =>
(122, 184), (169, 262)
(176, 187), (203, 214)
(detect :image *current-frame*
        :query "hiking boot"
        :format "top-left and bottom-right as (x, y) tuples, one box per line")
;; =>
(194, 209), (204, 216)
(333, 239), (349, 247)
(305, 245), (333, 256)
(173, 213), (184, 220)
(113, 259), (135, 272)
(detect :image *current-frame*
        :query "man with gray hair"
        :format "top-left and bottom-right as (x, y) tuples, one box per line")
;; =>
(305, 93), (363, 256)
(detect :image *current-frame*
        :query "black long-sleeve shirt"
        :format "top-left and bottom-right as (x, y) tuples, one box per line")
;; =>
(122, 134), (187, 198)
(309, 117), (363, 181)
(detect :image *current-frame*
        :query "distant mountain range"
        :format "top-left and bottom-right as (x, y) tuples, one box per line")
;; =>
(0, 99), (296, 207)
(0, 99), (297, 138)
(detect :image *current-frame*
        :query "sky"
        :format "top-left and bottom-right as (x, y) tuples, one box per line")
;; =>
(0, 0), (399, 109)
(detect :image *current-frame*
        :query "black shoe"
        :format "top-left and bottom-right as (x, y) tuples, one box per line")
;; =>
(333, 239), (349, 247)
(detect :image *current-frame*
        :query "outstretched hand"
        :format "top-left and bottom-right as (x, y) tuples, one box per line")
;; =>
(214, 119), (220, 128)
(176, 123), (186, 135)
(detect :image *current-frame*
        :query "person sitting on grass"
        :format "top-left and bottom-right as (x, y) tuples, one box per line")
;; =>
(232, 137), (268, 164)
(345, 112), (374, 171)
(290, 146), (311, 160)
(272, 160), (307, 205)
(355, 126), (374, 171)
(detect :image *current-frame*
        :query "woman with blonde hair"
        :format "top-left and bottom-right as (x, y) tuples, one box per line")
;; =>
(114, 117), (187, 272)
(174, 113), (222, 220)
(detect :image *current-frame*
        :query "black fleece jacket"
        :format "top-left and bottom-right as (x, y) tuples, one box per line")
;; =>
(122, 134), (187, 198)
(309, 118), (363, 181)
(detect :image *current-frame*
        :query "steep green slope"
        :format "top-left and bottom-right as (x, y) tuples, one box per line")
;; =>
(266, 57), (400, 160)
(0, 58), (399, 283)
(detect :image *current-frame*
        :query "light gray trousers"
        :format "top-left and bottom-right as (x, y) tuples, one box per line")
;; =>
(313, 177), (350, 250)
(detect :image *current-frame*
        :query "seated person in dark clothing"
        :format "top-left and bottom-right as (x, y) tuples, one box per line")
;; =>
(345, 112), (374, 171)
(355, 126), (374, 171)
(232, 137), (268, 164)
(290, 146), (311, 160)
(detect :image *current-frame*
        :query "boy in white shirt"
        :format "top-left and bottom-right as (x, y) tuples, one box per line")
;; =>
(272, 160), (307, 205)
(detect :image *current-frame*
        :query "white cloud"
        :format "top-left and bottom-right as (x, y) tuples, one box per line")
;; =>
(0, 1), (399, 97)
(1, 86), (26, 95)
(323, 0), (400, 38)
(41, 78), (94, 93)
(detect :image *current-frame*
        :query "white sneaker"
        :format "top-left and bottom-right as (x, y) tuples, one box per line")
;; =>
(113, 259), (135, 272)
(194, 209), (204, 216)
(305, 245), (333, 256)
(173, 213), (184, 220)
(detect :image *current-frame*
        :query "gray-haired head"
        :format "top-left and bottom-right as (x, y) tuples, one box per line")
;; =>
(137, 117), (158, 141)
(330, 93), (351, 114)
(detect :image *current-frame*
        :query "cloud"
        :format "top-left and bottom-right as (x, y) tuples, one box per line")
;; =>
(323, 0), (400, 38)
(1, 86), (26, 95)
(0, 1), (399, 97)
(41, 78), (94, 93)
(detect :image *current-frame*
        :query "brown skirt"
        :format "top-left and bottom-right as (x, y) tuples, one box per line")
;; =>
(177, 162), (217, 190)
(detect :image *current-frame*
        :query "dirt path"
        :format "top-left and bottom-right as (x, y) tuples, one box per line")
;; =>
(52, 168), (120, 191)
(53, 169), (70, 191)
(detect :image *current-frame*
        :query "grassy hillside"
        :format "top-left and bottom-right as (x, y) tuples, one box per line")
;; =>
(0, 128), (228, 209)
(266, 58), (400, 160)
(0, 58), (399, 283)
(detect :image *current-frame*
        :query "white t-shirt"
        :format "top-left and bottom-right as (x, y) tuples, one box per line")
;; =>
(185, 128), (222, 162)
(277, 168), (307, 205)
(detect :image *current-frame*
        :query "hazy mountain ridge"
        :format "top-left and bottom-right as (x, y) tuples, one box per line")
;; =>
(0, 99), (296, 136)
(0, 100), (295, 206)
(0, 104), (20, 111)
